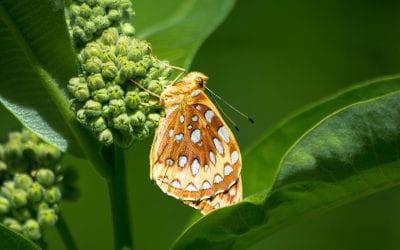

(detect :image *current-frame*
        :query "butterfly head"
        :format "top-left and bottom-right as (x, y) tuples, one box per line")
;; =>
(161, 72), (208, 107)
(179, 72), (209, 89)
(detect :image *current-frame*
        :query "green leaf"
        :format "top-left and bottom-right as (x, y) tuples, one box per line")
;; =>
(135, 0), (236, 68)
(0, 0), (81, 154)
(172, 75), (400, 249)
(0, 224), (39, 250)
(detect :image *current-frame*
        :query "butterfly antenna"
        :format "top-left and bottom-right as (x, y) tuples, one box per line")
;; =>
(206, 87), (255, 124)
(130, 79), (161, 99)
(210, 94), (240, 132)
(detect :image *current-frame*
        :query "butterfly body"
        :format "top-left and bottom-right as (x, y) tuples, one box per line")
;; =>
(150, 72), (242, 214)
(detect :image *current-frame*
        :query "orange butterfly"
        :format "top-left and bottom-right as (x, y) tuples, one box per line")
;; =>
(150, 72), (242, 214)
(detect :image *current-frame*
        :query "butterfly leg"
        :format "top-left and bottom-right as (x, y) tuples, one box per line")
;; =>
(170, 65), (186, 72)
(130, 79), (161, 98)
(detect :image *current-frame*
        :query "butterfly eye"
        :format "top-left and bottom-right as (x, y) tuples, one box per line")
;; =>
(196, 78), (205, 88)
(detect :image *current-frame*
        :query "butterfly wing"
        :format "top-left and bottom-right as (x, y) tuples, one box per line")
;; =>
(185, 177), (242, 214)
(150, 90), (242, 212)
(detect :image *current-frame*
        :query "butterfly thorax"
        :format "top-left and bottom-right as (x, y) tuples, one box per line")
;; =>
(160, 72), (209, 108)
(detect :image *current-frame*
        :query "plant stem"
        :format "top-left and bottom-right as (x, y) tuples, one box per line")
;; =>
(56, 212), (78, 250)
(108, 146), (133, 250)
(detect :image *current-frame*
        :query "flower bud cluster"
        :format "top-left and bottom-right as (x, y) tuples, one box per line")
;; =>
(0, 130), (77, 240)
(68, 0), (173, 148)
(68, 0), (135, 45)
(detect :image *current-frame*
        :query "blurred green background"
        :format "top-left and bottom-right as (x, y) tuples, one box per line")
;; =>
(3, 0), (400, 249)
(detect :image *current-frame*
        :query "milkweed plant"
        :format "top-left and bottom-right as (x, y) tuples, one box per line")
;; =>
(4, 0), (175, 248)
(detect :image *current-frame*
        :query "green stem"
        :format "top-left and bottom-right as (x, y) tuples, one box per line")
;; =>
(108, 146), (133, 250)
(56, 213), (78, 250)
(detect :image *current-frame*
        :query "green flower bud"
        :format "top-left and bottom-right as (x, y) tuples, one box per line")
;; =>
(109, 99), (126, 116)
(133, 63), (147, 77)
(0, 197), (10, 214)
(130, 111), (146, 126)
(0, 161), (7, 171)
(147, 113), (161, 124)
(119, 0), (132, 8)
(72, 26), (89, 43)
(68, 77), (81, 89)
(100, 28), (119, 45)
(148, 80), (163, 95)
(82, 43), (103, 61)
(84, 57), (102, 74)
(69, 4), (81, 18)
(113, 114), (132, 133)
(98, 0), (110, 7)
(98, 48), (117, 63)
(136, 126), (150, 140)
(124, 91), (140, 109)
(107, 9), (121, 21)
(14, 174), (33, 190)
(3, 218), (22, 232)
(99, 129), (113, 146)
(75, 16), (87, 28)
(79, 3), (92, 18)
(127, 48), (142, 62)
(115, 36), (130, 56)
(138, 91), (150, 103)
(27, 183), (43, 202)
(37, 202), (49, 211)
(10, 189), (28, 208)
(77, 109), (87, 123)
(85, 0), (98, 7)
(93, 15), (111, 30)
(107, 85), (124, 99)
(84, 100), (102, 117)
(92, 6), (105, 16)
(93, 88), (109, 103)
(36, 169), (55, 186)
(5, 141), (23, 159)
(102, 105), (111, 117)
(87, 73), (105, 90)
(22, 219), (41, 240)
(44, 187), (62, 204)
(84, 20), (97, 35)
(145, 119), (159, 130)
(113, 73), (126, 85)
(38, 208), (58, 227)
(1, 181), (15, 199)
(141, 55), (154, 68)
(121, 23), (135, 36)
(158, 76), (171, 87)
(8, 131), (23, 140)
(137, 40), (151, 55)
(102, 61), (118, 79)
(91, 117), (107, 132)
(104, 0), (119, 8)
(74, 83), (90, 101)
(119, 61), (135, 79)
(35, 144), (61, 163)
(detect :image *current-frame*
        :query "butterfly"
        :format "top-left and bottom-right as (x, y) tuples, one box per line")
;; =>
(149, 72), (242, 214)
